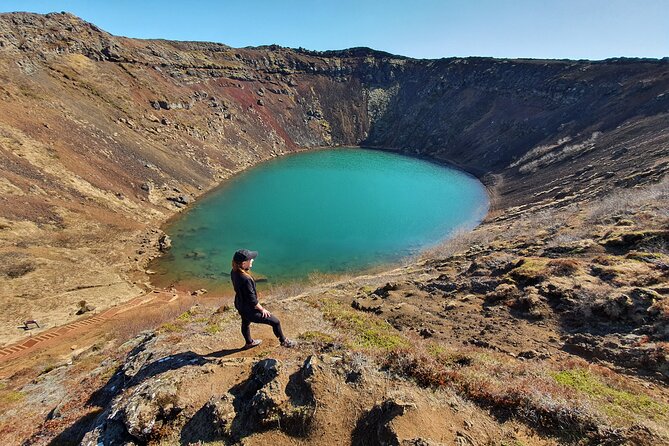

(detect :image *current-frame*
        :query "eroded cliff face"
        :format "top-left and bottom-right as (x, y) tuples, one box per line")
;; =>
(1, 12), (669, 446)
(0, 12), (667, 343)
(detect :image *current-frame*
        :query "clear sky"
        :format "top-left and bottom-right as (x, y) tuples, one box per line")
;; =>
(0, 0), (667, 60)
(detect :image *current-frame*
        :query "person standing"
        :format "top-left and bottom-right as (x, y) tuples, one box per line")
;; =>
(230, 249), (295, 348)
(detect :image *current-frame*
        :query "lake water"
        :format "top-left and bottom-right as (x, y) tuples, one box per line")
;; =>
(150, 148), (489, 291)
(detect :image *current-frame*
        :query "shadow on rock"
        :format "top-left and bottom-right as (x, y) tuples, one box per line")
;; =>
(180, 356), (318, 445)
(351, 399), (413, 446)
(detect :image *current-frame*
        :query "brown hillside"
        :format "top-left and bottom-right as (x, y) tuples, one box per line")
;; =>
(0, 12), (667, 445)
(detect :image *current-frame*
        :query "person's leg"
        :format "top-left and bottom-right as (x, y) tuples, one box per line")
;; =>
(244, 311), (286, 342)
(265, 314), (286, 342)
(240, 315), (253, 344)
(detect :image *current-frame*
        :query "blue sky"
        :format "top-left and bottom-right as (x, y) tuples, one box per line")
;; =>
(0, 0), (667, 59)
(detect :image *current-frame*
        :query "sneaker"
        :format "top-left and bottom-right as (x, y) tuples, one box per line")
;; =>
(280, 339), (296, 348)
(243, 339), (262, 349)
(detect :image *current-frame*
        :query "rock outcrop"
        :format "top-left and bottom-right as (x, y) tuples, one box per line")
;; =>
(0, 12), (668, 445)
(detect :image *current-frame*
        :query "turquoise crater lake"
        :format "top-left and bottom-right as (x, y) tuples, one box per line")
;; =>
(151, 148), (489, 290)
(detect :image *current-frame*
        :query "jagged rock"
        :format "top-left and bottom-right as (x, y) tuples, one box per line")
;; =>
(420, 278), (457, 294)
(514, 287), (544, 318)
(183, 356), (319, 441)
(469, 277), (501, 294)
(467, 255), (520, 276)
(419, 328), (435, 338)
(593, 293), (633, 320)
(84, 379), (182, 445)
(352, 297), (384, 314)
(121, 333), (158, 381)
(167, 195), (191, 206)
(563, 333), (669, 379)
(372, 282), (398, 297)
(158, 234), (172, 252)
(485, 283), (520, 303)
(120, 378), (181, 442)
(251, 358), (280, 386)
(204, 394), (236, 437)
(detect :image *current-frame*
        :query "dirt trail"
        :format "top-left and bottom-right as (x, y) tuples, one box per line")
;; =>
(0, 289), (230, 379)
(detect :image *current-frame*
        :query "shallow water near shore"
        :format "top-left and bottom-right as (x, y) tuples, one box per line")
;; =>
(150, 148), (489, 291)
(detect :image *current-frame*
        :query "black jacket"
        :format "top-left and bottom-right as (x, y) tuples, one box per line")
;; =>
(231, 269), (258, 315)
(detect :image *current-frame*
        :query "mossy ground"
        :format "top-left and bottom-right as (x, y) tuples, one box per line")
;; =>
(318, 298), (408, 351)
(552, 368), (669, 421)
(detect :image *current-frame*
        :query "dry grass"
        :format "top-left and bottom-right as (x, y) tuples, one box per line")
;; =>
(547, 258), (580, 276)
(382, 340), (669, 441)
(420, 226), (495, 260)
(0, 252), (37, 279)
(114, 295), (198, 342)
(586, 176), (669, 224)
(515, 132), (600, 174)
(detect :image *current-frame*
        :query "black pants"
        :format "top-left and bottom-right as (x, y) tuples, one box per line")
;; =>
(239, 310), (285, 344)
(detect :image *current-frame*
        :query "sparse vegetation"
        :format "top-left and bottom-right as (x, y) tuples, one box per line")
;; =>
(205, 321), (221, 335)
(0, 390), (24, 405)
(547, 258), (580, 276)
(2, 13), (669, 446)
(552, 368), (669, 420)
(0, 252), (37, 279)
(319, 299), (407, 350)
(298, 330), (335, 344)
(421, 226), (495, 260)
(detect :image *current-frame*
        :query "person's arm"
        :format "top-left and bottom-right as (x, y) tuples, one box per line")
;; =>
(245, 277), (271, 317)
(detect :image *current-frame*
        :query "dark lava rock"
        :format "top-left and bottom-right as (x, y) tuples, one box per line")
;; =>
(563, 333), (669, 379)
(471, 277), (503, 295)
(167, 195), (192, 206)
(352, 297), (384, 314)
(372, 282), (398, 298)
(419, 328), (435, 338)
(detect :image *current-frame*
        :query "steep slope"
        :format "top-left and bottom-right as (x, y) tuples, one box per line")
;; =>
(1, 11), (667, 344)
(0, 12), (668, 446)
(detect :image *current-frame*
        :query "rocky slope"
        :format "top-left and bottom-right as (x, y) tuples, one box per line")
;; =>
(0, 11), (667, 445)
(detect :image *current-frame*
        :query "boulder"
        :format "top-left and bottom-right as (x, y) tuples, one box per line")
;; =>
(158, 234), (172, 252)
(120, 379), (181, 442)
(372, 282), (398, 298)
(76, 303), (96, 315)
(167, 195), (191, 206)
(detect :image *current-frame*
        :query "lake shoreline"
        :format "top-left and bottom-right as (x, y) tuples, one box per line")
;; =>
(148, 146), (491, 292)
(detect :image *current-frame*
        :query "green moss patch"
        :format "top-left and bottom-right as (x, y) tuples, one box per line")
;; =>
(299, 330), (335, 344)
(0, 390), (24, 405)
(552, 368), (669, 420)
(509, 258), (551, 285)
(319, 299), (407, 351)
(205, 322), (221, 335)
